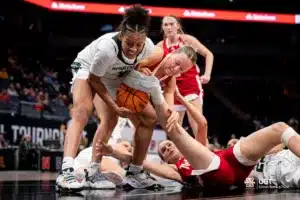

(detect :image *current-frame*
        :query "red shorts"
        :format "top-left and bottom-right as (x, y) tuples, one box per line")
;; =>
(174, 76), (203, 111)
(200, 142), (256, 187)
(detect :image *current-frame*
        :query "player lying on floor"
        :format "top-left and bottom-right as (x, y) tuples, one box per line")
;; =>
(228, 138), (300, 188)
(74, 138), (182, 187)
(101, 74), (300, 188)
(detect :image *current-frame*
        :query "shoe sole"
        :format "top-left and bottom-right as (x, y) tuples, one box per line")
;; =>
(56, 184), (84, 193)
(122, 182), (163, 190)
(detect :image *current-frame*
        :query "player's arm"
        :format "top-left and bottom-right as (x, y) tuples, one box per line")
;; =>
(182, 34), (214, 78)
(88, 40), (121, 113)
(137, 46), (164, 70)
(163, 76), (176, 107)
(143, 161), (183, 183)
(175, 88), (208, 146)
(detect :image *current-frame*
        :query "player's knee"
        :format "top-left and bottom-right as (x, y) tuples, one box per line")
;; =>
(271, 122), (289, 134)
(142, 115), (157, 128)
(72, 103), (93, 123)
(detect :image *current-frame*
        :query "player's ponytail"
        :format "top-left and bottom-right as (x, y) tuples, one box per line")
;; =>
(119, 4), (151, 35)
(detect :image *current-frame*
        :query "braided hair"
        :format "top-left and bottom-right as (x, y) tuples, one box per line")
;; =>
(118, 4), (151, 35)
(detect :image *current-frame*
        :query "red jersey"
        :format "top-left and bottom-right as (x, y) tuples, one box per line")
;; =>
(162, 36), (203, 105)
(175, 147), (255, 187)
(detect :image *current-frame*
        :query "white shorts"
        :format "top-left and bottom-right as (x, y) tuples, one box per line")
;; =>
(173, 94), (203, 112)
(271, 150), (300, 188)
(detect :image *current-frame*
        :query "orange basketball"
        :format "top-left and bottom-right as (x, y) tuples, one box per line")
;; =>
(116, 84), (149, 113)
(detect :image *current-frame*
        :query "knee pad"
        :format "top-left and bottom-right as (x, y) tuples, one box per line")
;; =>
(281, 127), (298, 146)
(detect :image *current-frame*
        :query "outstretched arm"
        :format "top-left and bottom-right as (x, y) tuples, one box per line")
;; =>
(181, 34), (214, 83)
(175, 88), (208, 146)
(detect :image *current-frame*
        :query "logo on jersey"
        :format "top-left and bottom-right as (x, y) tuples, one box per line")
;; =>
(244, 178), (255, 188)
(112, 65), (134, 71)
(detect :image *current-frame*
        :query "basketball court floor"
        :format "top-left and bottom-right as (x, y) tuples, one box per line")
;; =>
(0, 171), (299, 200)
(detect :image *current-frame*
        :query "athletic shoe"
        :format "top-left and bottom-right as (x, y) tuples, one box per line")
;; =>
(56, 167), (83, 193)
(123, 170), (162, 189)
(84, 169), (116, 189)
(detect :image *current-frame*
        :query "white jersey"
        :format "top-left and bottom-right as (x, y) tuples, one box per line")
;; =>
(76, 32), (154, 80)
(251, 150), (300, 188)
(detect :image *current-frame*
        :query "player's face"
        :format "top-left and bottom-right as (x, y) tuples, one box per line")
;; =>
(162, 17), (180, 38)
(116, 141), (132, 153)
(163, 52), (193, 76)
(158, 140), (180, 163)
(121, 32), (146, 59)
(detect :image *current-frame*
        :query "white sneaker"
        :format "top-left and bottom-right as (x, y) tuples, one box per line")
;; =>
(102, 171), (124, 186)
(56, 168), (83, 193)
(123, 170), (162, 189)
(85, 170), (116, 189)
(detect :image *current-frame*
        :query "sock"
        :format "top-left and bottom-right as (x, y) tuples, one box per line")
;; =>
(87, 162), (100, 176)
(62, 157), (74, 170)
(128, 164), (143, 174)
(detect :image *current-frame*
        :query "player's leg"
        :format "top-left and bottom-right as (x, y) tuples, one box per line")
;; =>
(155, 101), (217, 170)
(86, 95), (117, 189)
(56, 78), (94, 191)
(238, 122), (300, 166)
(186, 96), (208, 145)
(125, 102), (158, 188)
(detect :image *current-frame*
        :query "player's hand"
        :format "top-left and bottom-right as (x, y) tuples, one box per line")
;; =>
(139, 67), (152, 76)
(96, 141), (114, 157)
(115, 107), (133, 118)
(166, 109), (179, 132)
(199, 74), (210, 84)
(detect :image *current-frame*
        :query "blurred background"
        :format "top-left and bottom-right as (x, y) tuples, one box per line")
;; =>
(1, 0), (300, 172)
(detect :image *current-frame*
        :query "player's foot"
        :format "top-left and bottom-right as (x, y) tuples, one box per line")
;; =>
(84, 169), (116, 189)
(56, 167), (83, 193)
(123, 170), (162, 189)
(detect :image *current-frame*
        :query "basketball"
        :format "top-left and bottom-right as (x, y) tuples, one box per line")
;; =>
(116, 84), (149, 113)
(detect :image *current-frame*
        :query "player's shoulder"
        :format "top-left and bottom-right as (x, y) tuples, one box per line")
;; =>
(145, 37), (155, 47)
(96, 32), (119, 54)
(156, 40), (164, 48)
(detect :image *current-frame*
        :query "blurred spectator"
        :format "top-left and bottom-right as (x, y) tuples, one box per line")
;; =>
(0, 89), (9, 102)
(288, 117), (299, 132)
(7, 83), (18, 96)
(18, 135), (33, 170)
(0, 134), (8, 148)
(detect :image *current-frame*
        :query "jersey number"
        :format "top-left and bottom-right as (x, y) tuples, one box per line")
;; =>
(255, 156), (265, 172)
(71, 62), (82, 73)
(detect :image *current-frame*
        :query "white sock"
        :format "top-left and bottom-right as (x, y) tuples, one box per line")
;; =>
(87, 162), (100, 176)
(128, 164), (143, 173)
(62, 157), (74, 170)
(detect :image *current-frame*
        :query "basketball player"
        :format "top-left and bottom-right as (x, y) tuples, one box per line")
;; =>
(56, 5), (161, 191)
(158, 15), (214, 135)
(121, 76), (300, 188)
(74, 140), (132, 186)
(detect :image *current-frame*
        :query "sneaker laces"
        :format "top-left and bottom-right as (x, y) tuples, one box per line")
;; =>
(62, 168), (77, 184)
(87, 171), (108, 183)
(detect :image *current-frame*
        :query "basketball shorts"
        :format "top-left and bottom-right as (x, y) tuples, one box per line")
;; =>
(174, 77), (204, 112)
(267, 150), (300, 188)
(200, 140), (257, 186)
